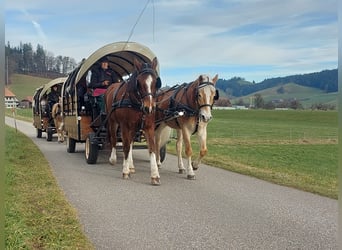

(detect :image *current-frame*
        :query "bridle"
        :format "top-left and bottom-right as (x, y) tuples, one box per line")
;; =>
(134, 64), (157, 99)
(111, 64), (158, 113)
(196, 81), (217, 110)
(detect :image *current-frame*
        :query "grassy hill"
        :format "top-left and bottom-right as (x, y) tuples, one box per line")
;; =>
(231, 83), (337, 109)
(7, 74), (52, 100)
(7, 73), (338, 109)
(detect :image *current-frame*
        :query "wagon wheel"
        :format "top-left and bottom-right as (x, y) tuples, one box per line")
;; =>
(85, 133), (98, 164)
(36, 128), (42, 138)
(66, 136), (76, 153)
(160, 145), (166, 163)
(46, 127), (53, 141)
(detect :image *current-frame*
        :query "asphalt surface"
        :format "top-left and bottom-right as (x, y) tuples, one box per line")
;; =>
(5, 117), (338, 250)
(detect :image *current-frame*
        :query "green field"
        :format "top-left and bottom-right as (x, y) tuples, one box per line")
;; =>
(168, 109), (338, 199)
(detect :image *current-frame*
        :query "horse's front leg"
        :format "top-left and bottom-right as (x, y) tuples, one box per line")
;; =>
(145, 127), (160, 186)
(57, 130), (61, 142)
(120, 129), (134, 179)
(127, 143), (135, 174)
(182, 129), (195, 180)
(109, 123), (118, 165)
(192, 123), (208, 170)
(59, 122), (65, 142)
(155, 125), (162, 168)
(176, 129), (186, 174)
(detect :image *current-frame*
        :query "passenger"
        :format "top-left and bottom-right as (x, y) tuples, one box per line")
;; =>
(88, 56), (120, 115)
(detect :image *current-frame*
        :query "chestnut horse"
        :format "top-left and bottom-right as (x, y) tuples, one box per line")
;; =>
(51, 98), (64, 143)
(155, 74), (219, 179)
(105, 57), (161, 185)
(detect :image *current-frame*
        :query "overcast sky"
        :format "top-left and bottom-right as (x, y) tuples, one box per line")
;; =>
(5, 0), (337, 85)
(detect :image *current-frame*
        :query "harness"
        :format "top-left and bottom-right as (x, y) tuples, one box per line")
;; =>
(107, 65), (157, 132)
(156, 81), (216, 134)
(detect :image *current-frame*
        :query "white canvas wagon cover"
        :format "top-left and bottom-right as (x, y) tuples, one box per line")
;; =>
(76, 41), (160, 83)
(39, 77), (67, 100)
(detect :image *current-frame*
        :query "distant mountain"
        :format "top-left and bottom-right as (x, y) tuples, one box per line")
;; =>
(216, 69), (337, 98)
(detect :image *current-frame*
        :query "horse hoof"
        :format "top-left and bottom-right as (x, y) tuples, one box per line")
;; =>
(191, 162), (199, 171)
(109, 158), (116, 165)
(179, 169), (185, 174)
(151, 177), (161, 186)
(122, 173), (130, 179)
(129, 168), (136, 174)
(187, 174), (196, 180)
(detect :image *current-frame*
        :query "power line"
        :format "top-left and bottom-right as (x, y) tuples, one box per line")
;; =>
(125, 0), (154, 48)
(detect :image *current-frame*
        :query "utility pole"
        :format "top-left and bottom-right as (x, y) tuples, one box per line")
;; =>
(6, 55), (8, 86)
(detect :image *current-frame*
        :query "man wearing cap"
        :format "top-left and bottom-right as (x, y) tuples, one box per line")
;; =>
(47, 85), (60, 112)
(88, 56), (120, 115)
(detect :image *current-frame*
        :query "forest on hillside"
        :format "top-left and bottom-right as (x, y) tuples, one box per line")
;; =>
(5, 42), (79, 82)
(216, 69), (338, 98)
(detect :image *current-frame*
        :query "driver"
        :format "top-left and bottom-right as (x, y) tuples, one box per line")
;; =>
(88, 56), (120, 115)
(47, 85), (60, 111)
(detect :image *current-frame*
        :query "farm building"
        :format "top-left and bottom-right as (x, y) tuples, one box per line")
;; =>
(4, 87), (19, 108)
(19, 96), (33, 108)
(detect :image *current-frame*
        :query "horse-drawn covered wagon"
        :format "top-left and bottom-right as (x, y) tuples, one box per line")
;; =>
(61, 41), (167, 167)
(32, 77), (66, 141)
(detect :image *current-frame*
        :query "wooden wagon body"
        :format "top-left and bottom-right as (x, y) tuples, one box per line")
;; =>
(32, 77), (66, 141)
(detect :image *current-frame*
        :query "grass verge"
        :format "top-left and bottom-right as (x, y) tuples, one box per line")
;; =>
(5, 108), (32, 123)
(5, 126), (94, 249)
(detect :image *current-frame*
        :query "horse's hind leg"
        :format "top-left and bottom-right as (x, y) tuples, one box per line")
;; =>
(61, 126), (65, 142)
(176, 129), (186, 175)
(155, 125), (171, 168)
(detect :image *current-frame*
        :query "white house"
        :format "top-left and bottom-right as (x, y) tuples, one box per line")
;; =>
(5, 87), (19, 108)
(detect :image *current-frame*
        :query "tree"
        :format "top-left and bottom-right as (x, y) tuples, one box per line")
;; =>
(289, 99), (303, 110)
(215, 97), (231, 107)
(22, 43), (34, 72)
(5, 41), (78, 78)
(235, 98), (245, 106)
(34, 44), (46, 74)
(264, 101), (275, 109)
(254, 94), (264, 109)
(276, 86), (285, 94)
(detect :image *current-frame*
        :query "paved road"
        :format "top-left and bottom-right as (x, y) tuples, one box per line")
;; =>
(6, 117), (338, 250)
